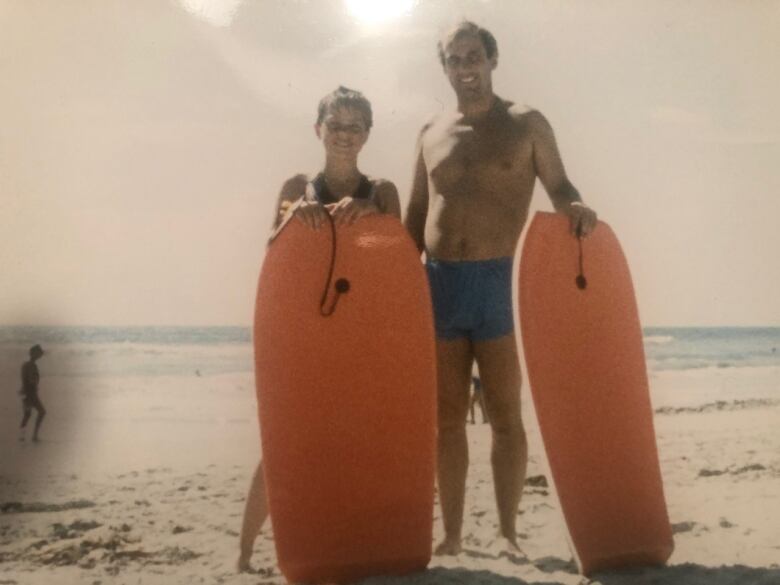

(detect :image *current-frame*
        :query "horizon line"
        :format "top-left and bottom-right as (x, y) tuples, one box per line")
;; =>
(2, 323), (780, 330)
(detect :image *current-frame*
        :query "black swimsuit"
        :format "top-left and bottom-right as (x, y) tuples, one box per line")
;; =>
(269, 173), (377, 243)
(309, 173), (373, 204)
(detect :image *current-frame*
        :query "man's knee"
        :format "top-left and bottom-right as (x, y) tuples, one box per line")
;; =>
(489, 410), (526, 444)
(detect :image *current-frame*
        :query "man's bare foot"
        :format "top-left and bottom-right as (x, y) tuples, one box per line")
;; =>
(433, 537), (462, 556)
(497, 534), (528, 563)
(503, 534), (522, 552)
(237, 554), (252, 573)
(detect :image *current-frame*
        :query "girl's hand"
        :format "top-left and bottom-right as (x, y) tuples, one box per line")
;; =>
(294, 200), (329, 230)
(329, 197), (379, 226)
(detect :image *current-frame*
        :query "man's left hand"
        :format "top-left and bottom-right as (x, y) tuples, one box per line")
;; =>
(564, 201), (598, 237)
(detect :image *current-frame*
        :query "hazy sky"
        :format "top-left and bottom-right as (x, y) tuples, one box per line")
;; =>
(2, 0), (779, 327)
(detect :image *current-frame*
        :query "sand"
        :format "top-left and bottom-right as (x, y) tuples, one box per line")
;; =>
(1, 367), (779, 585)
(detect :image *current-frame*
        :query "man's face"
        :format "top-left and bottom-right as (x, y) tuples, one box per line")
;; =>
(442, 33), (496, 99)
(316, 106), (369, 160)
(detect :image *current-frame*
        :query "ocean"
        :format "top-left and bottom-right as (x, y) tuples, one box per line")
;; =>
(1, 326), (779, 380)
(0, 326), (251, 379)
(643, 327), (780, 372)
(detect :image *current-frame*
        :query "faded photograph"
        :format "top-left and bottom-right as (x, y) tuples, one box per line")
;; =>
(1, 2), (778, 584)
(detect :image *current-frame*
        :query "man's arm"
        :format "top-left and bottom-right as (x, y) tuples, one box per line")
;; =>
(530, 111), (597, 236)
(403, 130), (430, 253)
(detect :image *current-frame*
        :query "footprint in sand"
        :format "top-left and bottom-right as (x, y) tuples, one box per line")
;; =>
(672, 521), (697, 534)
(51, 520), (102, 540)
(672, 521), (710, 536)
(524, 474), (549, 487)
(699, 463), (767, 478)
(698, 468), (727, 478)
(0, 500), (96, 514)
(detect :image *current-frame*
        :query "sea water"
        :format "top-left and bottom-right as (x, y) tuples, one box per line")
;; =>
(0, 326), (252, 379)
(1, 326), (777, 473)
(643, 327), (780, 372)
(1, 326), (779, 380)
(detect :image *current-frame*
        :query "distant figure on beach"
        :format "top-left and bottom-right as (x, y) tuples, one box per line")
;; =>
(469, 375), (488, 425)
(404, 21), (597, 555)
(238, 86), (401, 573)
(19, 344), (46, 442)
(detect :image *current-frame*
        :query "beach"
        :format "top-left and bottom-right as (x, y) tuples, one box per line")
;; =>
(1, 327), (779, 584)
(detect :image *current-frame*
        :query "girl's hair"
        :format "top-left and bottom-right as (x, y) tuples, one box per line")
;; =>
(316, 86), (373, 129)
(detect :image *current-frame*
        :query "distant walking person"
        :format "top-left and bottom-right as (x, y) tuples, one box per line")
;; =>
(20, 344), (46, 442)
(469, 376), (488, 425)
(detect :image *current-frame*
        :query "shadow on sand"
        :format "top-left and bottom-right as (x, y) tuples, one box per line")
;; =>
(589, 563), (780, 585)
(357, 566), (573, 585)
(356, 563), (780, 585)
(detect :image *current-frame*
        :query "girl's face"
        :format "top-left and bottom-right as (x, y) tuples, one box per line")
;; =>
(316, 106), (369, 160)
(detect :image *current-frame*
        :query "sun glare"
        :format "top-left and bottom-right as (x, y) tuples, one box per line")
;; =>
(344, 0), (415, 26)
(178, 0), (244, 27)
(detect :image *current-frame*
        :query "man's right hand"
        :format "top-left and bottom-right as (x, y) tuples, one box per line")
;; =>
(564, 201), (598, 238)
(294, 200), (329, 230)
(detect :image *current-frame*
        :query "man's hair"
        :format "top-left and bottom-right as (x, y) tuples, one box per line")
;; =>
(316, 86), (373, 130)
(437, 21), (498, 66)
(29, 344), (43, 357)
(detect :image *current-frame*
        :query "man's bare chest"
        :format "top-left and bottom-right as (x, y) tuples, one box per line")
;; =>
(424, 122), (534, 189)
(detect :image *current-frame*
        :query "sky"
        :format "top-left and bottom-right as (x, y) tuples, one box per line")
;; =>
(1, 0), (779, 327)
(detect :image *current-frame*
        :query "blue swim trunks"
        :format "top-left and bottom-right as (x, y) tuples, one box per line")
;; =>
(425, 257), (514, 341)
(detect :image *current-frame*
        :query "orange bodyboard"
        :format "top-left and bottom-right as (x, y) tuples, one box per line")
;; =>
(254, 215), (437, 584)
(518, 212), (674, 575)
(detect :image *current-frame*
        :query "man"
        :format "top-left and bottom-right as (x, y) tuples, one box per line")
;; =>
(20, 344), (47, 442)
(404, 21), (597, 555)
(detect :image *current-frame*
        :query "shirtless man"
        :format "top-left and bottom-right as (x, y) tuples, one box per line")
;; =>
(404, 22), (597, 555)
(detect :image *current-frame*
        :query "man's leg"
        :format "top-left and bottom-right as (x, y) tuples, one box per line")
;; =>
(32, 398), (46, 441)
(20, 402), (32, 429)
(19, 401), (31, 441)
(473, 334), (527, 548)
(434, 337), (474, 555)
